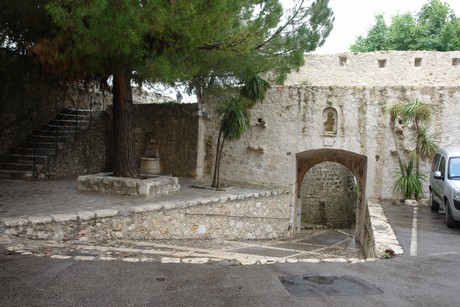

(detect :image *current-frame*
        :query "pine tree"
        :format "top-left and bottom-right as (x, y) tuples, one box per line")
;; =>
(1, 0), (334, 178)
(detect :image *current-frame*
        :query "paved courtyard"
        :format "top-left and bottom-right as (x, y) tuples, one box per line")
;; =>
(1, 178), (368, 265)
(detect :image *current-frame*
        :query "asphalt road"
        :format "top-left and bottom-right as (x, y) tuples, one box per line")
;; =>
(1, 202), (460, 307)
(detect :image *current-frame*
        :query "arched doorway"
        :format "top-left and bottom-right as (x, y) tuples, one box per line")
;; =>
(301, 161), (356, 229)
(295, 149), (367, 240)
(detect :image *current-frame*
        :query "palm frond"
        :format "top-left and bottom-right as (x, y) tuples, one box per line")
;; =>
(399, 99), (432, 126)
(217, 96), (251, 141)
(240, 75), (271, 105)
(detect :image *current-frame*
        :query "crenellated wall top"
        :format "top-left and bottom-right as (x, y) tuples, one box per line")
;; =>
(285, 51), (460, 87)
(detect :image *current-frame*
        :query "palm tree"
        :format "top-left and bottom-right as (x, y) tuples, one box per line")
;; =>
(387, 99), (437, 200)
(211, 75), (271, 189)
(211, 97), (251, 188)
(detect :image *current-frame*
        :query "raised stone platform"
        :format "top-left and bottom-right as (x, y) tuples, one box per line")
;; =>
(77, 173), (180, 198)
(0, 178), (403, 259)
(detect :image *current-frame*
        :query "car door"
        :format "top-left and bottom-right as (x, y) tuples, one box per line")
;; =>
(432, 154), (446, 207)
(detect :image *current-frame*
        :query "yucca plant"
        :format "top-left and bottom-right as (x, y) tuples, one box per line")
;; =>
(418, 126), (438, 161)
(387, 99), (437, 200)
(392, 155), (426, 200)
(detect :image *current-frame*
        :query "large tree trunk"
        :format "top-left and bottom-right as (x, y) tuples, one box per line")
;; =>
(112, 71), (139, 178)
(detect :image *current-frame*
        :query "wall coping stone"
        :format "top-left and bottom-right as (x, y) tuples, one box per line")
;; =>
(367, 199), (404, 257)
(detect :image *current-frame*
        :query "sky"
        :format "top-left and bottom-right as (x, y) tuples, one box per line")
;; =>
(303, 0), (460, 54)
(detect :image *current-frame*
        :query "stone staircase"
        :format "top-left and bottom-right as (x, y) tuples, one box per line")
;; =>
(0, 109), (94, 179)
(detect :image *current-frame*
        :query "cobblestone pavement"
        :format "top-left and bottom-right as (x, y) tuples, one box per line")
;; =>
(0, 178), (367, 265)
(0, 229), (365, 265)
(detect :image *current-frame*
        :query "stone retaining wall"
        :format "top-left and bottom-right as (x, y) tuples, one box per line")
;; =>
(1, 189), (291, 241)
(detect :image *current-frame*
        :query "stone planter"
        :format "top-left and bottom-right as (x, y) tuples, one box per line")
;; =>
(77, 172), (180, 198)
(140, 157), (161, 175)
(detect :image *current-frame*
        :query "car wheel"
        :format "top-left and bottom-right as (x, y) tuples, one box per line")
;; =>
(430, 191), (439, 212)
(446, 200), (456, 228)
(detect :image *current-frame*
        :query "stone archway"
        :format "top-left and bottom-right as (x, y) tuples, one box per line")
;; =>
(301, 162), (357, 229)
(295, 149), (367, 242)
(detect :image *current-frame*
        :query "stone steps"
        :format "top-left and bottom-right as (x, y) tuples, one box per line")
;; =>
(0, 108), (96, 179)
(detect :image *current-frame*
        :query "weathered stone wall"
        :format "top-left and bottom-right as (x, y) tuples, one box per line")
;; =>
(0, 87), (109, 163)
(127, 103), (204, 178)
(1, 189), (290, 241)
(203, 85), (460, 200)
(43, 112), (110, 178)
(301, 162), (356, 228)
(286, 51), (460, 87)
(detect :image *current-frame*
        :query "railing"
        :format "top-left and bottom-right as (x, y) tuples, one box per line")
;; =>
(32, 98), (94, 178)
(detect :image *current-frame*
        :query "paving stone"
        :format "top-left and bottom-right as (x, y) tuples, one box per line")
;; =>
(2, 217), (28, 227)
(181, 258), (209, 264)
(51, 255), (72, 260)
(51, 213), (78, 222)
(122, 258), (141, 262)
(94, 209), (118, 218)
(77, 211), (96, 220)
(75, 256), (96, 261)
(161, 257), (181, 264)
(28, 216), (53, 224)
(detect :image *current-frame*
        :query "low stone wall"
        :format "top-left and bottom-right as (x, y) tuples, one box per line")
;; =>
(1, 189), (291, 241)
(366, 199), (404, 258)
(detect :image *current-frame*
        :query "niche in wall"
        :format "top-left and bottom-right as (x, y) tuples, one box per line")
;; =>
(322, 107), (338, 135)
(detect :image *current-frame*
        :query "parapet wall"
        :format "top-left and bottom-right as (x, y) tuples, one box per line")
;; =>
(285, 51), (460, 87)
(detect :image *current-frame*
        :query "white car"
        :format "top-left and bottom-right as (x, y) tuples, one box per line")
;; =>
(429, 147), (460, 227)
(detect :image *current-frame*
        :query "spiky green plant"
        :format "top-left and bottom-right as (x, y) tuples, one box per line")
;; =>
(387, 99), (437, 200)
(392, 156), (426, 200)
(418, 126), (438, 160)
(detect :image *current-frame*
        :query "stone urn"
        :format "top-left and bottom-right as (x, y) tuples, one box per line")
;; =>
(140, 144), (161, 175)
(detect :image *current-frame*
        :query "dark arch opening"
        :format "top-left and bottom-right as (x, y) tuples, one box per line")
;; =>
(295, 149), (367, 238)
(301, 162), (356, 229)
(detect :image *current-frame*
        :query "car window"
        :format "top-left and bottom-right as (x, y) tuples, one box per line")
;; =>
(431, 154), (441, 172)
(439, 156), (446, 177)
(449, 157), (460, 178)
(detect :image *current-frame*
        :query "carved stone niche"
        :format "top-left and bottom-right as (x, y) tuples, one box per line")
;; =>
(322, 107), (338, 135)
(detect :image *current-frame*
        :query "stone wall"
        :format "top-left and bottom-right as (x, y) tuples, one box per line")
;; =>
(128, 103), (204, 178)
(2, 189), (290, 241)
(0, 85), (109, 163)
(286, 51), (460, 87)
(203, 85), (460, 200)
(43, 112), (110, 178)
(301, 162), (356, 228)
